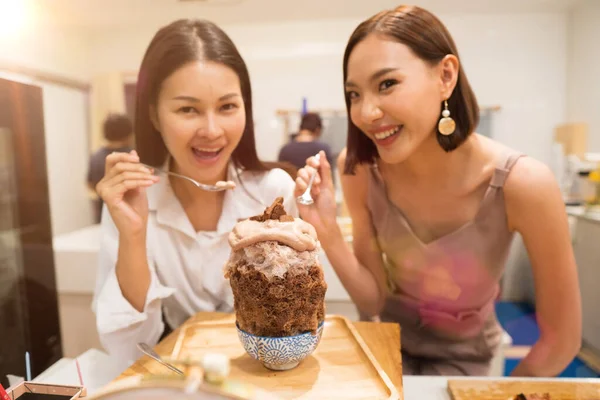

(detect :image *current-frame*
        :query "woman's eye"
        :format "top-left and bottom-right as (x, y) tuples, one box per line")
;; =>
(221, 103), (238, 112)
(379, 79), (398, 91)
(178, 106), (197, 114)
(346, 91), (359, 101)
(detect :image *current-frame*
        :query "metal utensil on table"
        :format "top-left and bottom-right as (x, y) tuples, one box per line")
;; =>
(141, 163), (235, 192)
(296, 153), (321, 206)
(137, 342), (185, 375)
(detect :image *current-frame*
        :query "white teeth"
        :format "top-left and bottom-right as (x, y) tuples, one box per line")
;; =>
(374, 126), (401, 140)
(194, 147), (221, 153)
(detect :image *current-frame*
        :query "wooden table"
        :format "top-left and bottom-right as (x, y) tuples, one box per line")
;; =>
(117, 312), (403, 390)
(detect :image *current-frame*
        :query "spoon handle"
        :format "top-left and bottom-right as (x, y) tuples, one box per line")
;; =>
(137, 343), (185, 375)
(305, 153), (321, 192)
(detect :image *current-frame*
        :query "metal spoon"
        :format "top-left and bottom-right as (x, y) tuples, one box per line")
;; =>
(296, 153), (321, 206)
(141, 163), (236, 192)
(137, 342), (184, 375)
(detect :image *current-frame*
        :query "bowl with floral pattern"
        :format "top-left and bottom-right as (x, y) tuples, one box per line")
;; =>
(236, 322), (324, 371)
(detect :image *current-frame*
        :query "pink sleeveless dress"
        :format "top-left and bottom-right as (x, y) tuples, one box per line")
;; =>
(366, 150), (524, 375)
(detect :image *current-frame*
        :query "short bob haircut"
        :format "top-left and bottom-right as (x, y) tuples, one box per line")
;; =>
(299, 112), (322, 134)
(343, 5), (479, 174)
(103, 113), (132, 142)
(134, 19), (268, 173)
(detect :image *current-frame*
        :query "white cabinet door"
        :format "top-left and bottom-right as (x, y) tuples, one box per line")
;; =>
(572, 217), (600, 353)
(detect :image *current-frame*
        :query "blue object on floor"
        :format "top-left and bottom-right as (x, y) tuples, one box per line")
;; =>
(505, 358), (599, 378)
(495, 301), (540, 346)
(497, 301), (599, 378)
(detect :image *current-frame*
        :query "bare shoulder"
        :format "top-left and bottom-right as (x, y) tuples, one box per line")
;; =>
(504, 155), (564, 231)
(476, 134), (559, 200)
(504, 156), (560, 201)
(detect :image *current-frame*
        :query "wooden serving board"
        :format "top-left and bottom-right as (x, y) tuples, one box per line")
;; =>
(448, 379), (600, 399)
(171, 314), (400, 400)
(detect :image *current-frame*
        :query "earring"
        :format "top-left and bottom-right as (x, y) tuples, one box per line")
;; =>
(438, 100), (456, 136)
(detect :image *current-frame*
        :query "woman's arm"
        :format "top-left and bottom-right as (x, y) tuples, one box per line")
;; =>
(295, 149), (388, 317)
(93, 207), (175, 363)
(504, 157), (582, 377)
(333, 151), (389, 317)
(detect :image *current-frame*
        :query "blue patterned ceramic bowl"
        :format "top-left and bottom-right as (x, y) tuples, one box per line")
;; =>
(236, 322), (324, 371)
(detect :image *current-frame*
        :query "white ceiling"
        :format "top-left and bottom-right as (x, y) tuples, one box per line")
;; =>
(38, 0), (582, 29)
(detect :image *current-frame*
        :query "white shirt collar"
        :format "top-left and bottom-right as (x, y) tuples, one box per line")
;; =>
(147, 162), (264, 239)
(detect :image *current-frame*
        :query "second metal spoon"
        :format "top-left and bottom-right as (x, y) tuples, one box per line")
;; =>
(296, 153), (321, 205)
(137, 342), (184, 375)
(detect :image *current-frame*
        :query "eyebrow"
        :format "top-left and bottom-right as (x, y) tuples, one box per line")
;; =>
(172, 93), (240, 102)
(345, 67), (399, 88)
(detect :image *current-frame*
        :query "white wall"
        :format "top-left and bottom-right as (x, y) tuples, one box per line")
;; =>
(446, 13), (567, 166)
(1, 19), (94, 236)
(0, 70), (94, 236)
(0, 22), (90, 81)
(42, 84), (95, 236)
(567, 0), (600, 152)
(88, 13), (567, 165)
(231, 20), (356, 161)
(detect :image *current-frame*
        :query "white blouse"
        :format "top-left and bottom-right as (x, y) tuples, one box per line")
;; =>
(92, 165), (298, 365)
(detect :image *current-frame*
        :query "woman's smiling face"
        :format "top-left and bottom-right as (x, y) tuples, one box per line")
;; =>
(153, 60), (246, 183)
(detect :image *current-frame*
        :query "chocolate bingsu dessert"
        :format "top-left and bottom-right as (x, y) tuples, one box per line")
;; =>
(224, 198), (327, 337)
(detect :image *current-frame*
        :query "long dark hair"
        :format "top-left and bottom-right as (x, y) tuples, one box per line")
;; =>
(135, 19), (278, 175)
(343, 6), (480, 174)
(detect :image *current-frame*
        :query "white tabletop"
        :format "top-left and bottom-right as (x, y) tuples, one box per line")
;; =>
(34, 348), (128, 396)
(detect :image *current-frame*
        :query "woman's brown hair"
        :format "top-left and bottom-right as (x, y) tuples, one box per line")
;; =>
(343, 5), (479, 174)
(134, 19), (275, 175)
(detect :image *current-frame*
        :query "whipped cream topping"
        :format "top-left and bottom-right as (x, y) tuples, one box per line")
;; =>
(228, 218), (318, 252)
(225, 241), (319, 280)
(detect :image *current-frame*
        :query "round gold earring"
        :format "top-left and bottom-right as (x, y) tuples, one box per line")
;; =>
(438, 100), (456, 136)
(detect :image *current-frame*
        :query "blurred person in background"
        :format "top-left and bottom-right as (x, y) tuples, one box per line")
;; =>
(278, 112), (334, 173)
(87, 113), (134, 223)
